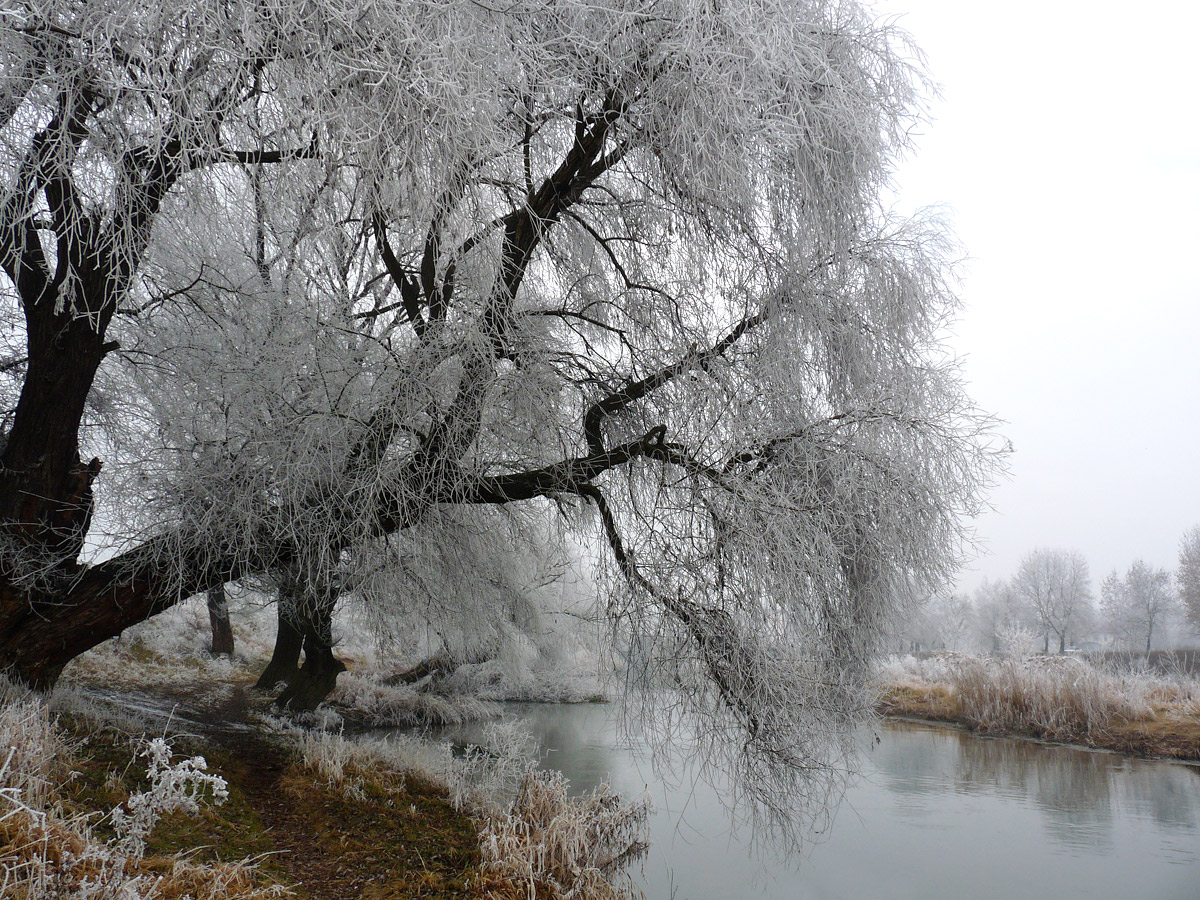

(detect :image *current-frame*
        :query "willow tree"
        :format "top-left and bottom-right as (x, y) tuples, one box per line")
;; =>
(2, 0), (999, 822)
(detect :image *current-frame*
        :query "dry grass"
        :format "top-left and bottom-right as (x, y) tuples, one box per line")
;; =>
(876, 653), (1200, 758)
(0, 688), (286, 899)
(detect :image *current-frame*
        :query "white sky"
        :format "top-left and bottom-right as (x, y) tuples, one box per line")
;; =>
(879, 0), (1200, 593)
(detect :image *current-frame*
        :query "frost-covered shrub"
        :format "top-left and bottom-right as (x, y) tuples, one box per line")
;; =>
(0, 683), (278, 900)
(449, 721), (539, 813)
(327, 672), (498, 726)
(479, 771), (650, 900)
(110, 737), (230, 857)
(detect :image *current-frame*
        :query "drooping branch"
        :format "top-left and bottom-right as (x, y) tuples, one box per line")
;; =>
(574, 481), (762, 737)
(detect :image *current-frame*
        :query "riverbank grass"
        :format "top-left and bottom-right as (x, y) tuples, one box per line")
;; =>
(1, 683), (648, 900)
(877, 654), (1200, 759)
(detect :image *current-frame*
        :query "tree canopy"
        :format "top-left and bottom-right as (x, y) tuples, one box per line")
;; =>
(1, 0), (1001, 828)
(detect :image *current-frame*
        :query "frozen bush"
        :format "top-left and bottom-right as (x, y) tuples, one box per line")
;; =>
(0, 683), (278, 900)
(110, 737), (229, 857)
(479, 770), (650, 900)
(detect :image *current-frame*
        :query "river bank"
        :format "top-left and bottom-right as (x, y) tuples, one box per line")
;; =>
(876, 653), (1200, 761)
(0, 681), (647, 900)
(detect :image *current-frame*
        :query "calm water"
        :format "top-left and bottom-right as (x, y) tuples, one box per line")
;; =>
(435, 704), (1200, 900)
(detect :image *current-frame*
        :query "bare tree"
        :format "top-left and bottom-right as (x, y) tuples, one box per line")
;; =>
(1179, 526), (1200, 632)
(1101, 561), (1175, 657)
(971, 578), (1023, 653)
(1012, 549), (1092, 654)
(900, 592), (972, 652)
(0, 0), (1004, 829)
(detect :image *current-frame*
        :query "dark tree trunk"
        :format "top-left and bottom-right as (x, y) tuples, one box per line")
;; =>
(273, 590), (344, 711)
(274, 626), (346, 711)
(0, 534), (225, 686)
(0, 302), (148, 686)
(207, 583), (234, 655)
(254, 606), (304, 691)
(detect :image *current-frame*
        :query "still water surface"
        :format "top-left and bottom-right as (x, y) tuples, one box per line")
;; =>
(436, 703), (1200, 900)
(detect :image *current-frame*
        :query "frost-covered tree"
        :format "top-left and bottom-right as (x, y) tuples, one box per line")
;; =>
(1179, 526), (1200, 632)
(1, 0), (1002, 826)
(1012, 549), (1092, 654)
(1101, 560), (1175, 657)
(972, 578), (1024, 653)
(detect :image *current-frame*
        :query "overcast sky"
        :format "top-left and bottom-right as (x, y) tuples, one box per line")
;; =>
(879, 0), (1200, 592)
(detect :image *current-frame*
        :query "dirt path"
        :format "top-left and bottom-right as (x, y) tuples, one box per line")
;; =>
(73, 681), (486, 900)
(207, 728), (373, 900)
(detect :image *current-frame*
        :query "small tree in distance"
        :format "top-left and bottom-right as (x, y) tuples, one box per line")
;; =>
(1012, 549), (1092, 654)
(1100, 561), (1175, 658)
(972, 578), (1025, 654)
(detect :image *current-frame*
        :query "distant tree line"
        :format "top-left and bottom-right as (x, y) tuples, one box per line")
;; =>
(903, 527), (1200, 658)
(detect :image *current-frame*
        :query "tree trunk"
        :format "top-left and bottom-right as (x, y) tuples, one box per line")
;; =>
(384, 651), (456, 686)
(273, 593), (344, 711)
(254, 607), (304, 691)
(0, 535), (219, 686)
(0, 310), (107, 565)
(1059, 632), (1066, 654)
(0, 310), (108, 685)
(274, 627), (346, 711)
(207, 583), (234, 655)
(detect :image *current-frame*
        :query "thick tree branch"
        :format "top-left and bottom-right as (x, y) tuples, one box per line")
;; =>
(584, 308), (770, 455)
(370, 210), (426, 336)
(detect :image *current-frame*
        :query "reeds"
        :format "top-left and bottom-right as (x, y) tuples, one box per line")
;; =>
(478, 771), (650, 900)
(945, 655), (1143, 739)
(877, 653), (1200, 752)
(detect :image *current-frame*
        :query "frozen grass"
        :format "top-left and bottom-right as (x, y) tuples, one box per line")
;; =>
(877, 653), (1200, 754)
(0, 684), (285, 899)
(328, 672), (500, 727)
(295, 721), (649, 899)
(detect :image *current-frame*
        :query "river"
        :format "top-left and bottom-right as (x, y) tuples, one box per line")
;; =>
(432, 703), (1200, 900)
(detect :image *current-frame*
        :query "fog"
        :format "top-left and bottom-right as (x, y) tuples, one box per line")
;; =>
(881, 0), (1200, 591)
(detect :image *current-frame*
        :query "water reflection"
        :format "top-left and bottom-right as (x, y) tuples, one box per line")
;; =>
(877, 721), (1200, 853)
(423, 706), (1200, 900)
